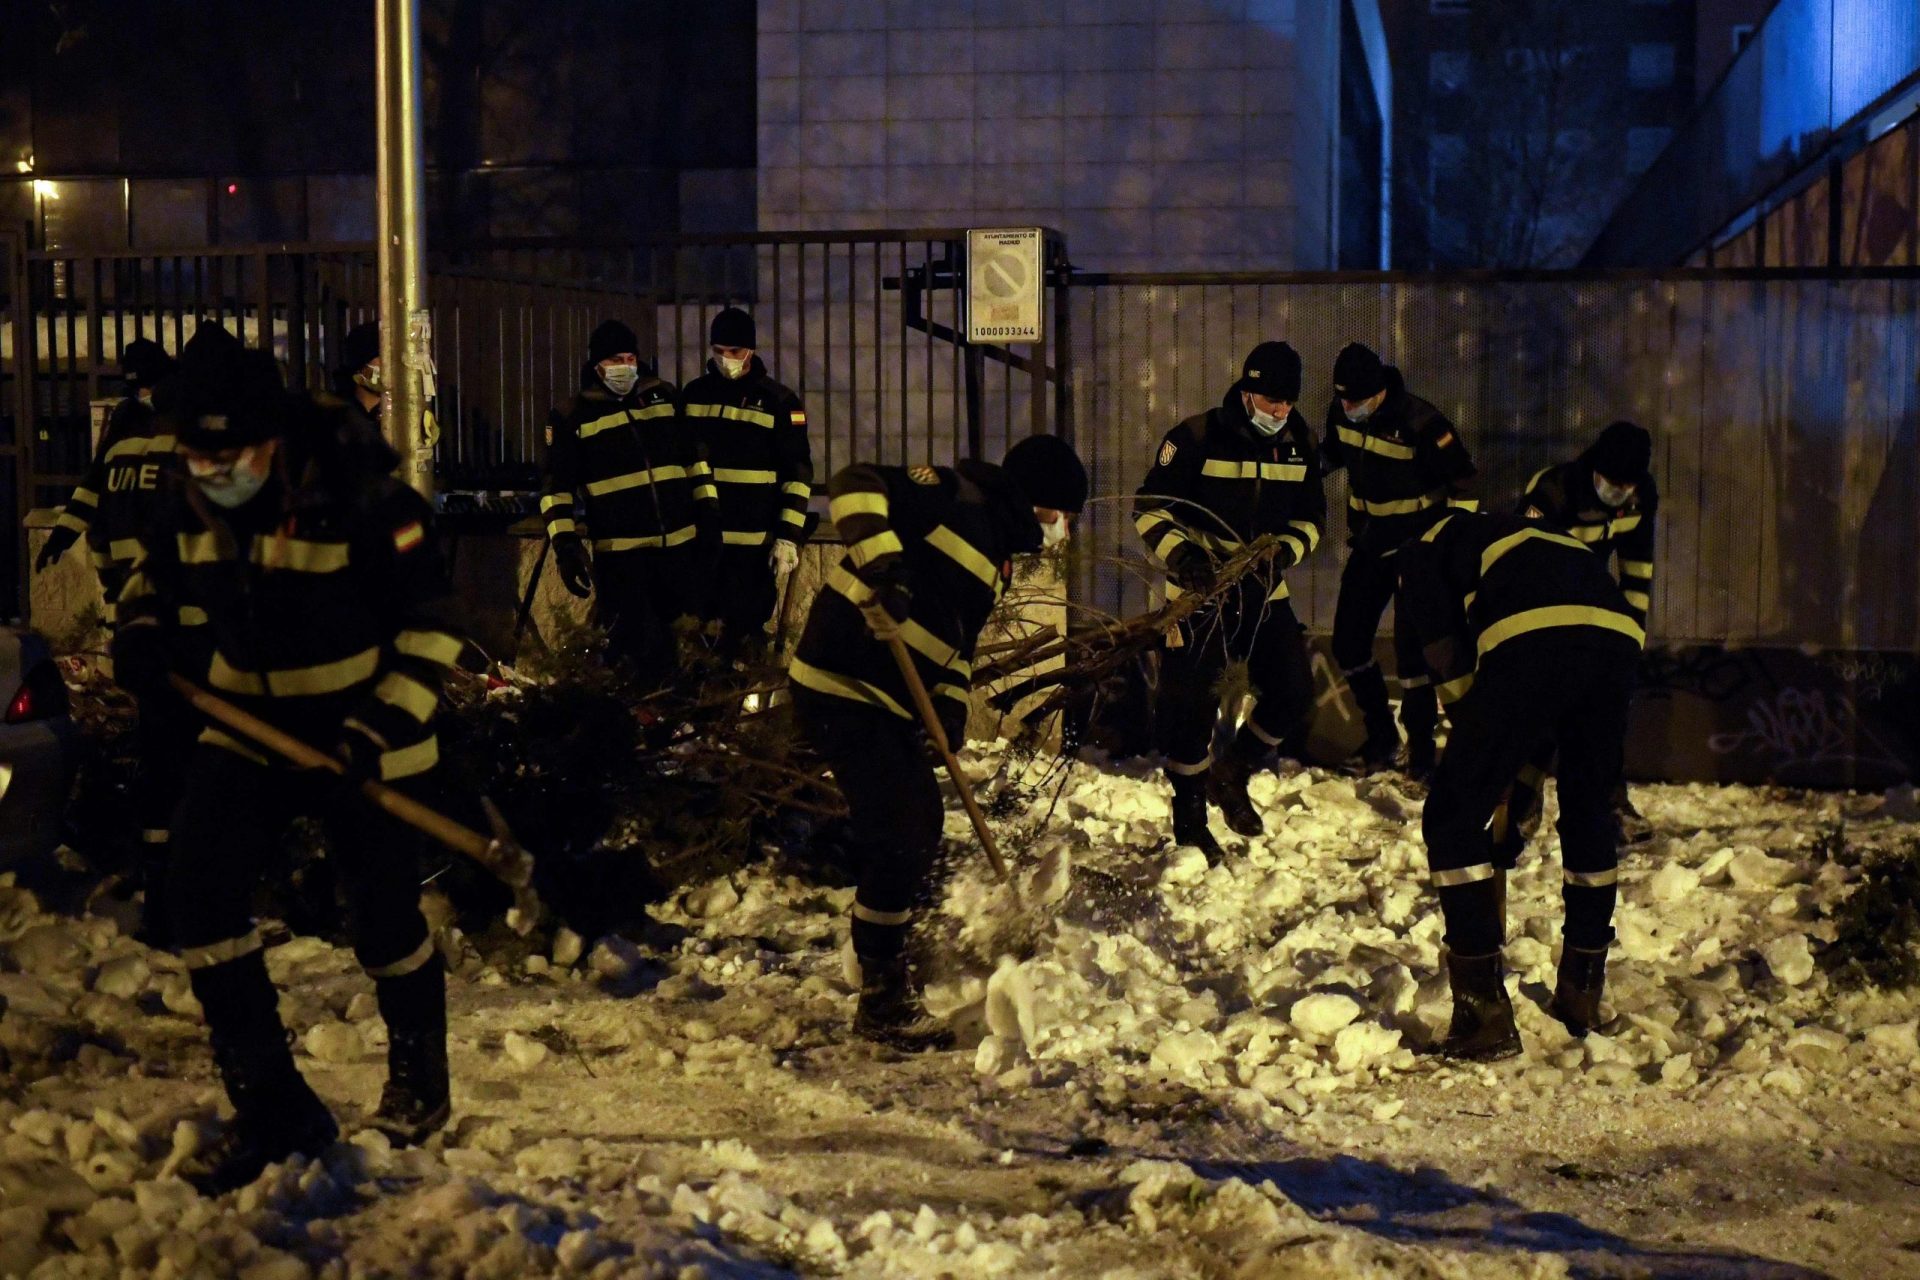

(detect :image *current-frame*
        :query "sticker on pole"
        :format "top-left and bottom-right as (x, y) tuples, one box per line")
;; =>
(966, 227), (1043, 344)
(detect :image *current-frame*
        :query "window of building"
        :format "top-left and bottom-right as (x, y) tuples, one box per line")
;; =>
(1627, 43), (1676, 89)
(1429, 51), (1470, 94)
(1627, 126), (1673, 174)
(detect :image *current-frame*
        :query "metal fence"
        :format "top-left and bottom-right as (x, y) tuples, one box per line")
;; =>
(1068, 268), (1920, 652)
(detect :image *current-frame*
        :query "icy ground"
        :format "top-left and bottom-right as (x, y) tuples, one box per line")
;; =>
(3, 758), (1920, 1279)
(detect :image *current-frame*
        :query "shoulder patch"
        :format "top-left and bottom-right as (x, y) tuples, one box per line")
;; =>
(1434, 431), (1455, 448)
(392, 520), (425, 554)
(790, 409), (807, 426)
(909, 465), (940, 486)
(1159, 439), (1177, 466)
(1523, 506), (1544, 519)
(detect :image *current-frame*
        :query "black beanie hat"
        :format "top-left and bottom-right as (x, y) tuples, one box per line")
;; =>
(1332, 343), (1387, 402)
(1236, 340), (1302, 402)
(1001, 433), (1088, 515)
(121, 338), (177, 389)
(1588, 420), (1652, 483)
(172, 323), (287, 450)
(339, 321), (380, 374)
(588, 319), (639, 365)
(710, 307), (756, 349)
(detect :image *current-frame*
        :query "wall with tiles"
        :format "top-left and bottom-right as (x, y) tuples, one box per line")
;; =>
(757, 0), (1351, 272)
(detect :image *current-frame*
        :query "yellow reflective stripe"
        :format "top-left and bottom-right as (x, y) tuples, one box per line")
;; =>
(87, 546), (113, 569)
(199, 726), (271, 766)
(71, 487), (100, 507)
(900, 620), (970, 677)
(539, 492), (570, 512)
(829, 492), (890, 522)
(379, 736), (439, 781)
(689, 460), (713, 477)
(104, 434), (176, 461)
(1569, 524), (1608, 543)
(396, 629), (465, 666)
(376, 671), (439, 722)
(692, 484), (719, 502)
(1420, 514), (1457, 543)
(781, 481), (813, 498)
(1196, 458), (1309, 482)
(933, 682), (970, 709)
(1265, 579), (1291, 602)
(1350, 489), (1444, 516)
(578, 404), (675, 439)
(1447, 497), (1481, 510)
(177, 531), (224, 563)
(206, 652), (264, 695)
(1288, 519), (1321, 551)
(685, 403), (778, 429)
(1432, 863), (1495, 887)
(1564, 867), (1619, 888)
(1200, 459), (1245, 479)
(593, 526), (698, 552)
(1401, 672), (1430, 689)
(789, 657), (911, 720)
(1437, 672), (1475, 704)
(711, 468), (777, 484)
(1335, 425), (1416, 459)
(827, 563), (872, 604)
(256, 537), (350, 574)
(1277, 533), (1308, 565)
(584, 465), (688, 497)
(853, 901), (913, 925)
(1478, 606), (1645, 659)
(778, 507), (807, 526)
(1623, 590), (1651, 612)
(546, 518), (578, 536)
(105, 537), (143, 563)
(1620, 559), (1654, 578)
(178, 928), (263, 970)
(54, 512), (89, 533)
(848, 530), (904, 568)
(926, 524), (998, 589)
(1166, 754), (1212, 777)
(1480, 527), (1591, 577)
(1526, 466), (1553, 493)
(1463, 590), (1478, 612)
(208, 646), (380, 697)
(1608, 514), (1642, 534)
(178, 605), (209, 627)
(723, 529), (770, 546)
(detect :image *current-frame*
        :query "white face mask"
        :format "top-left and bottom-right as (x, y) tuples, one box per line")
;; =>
(1344, 398), (1376, 423)
(601, 363), (639, 397)
(1039, 512), (1069, 549)
(1243, 394), (1287, 436)
(188, 444), (273, 509)
(354, 359), (384, 396)
(717, 352), (750, 380)
(1593, 473), (1636, 507)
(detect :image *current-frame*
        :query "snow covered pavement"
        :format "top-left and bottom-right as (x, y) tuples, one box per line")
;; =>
(3, 759), (1919, 1278)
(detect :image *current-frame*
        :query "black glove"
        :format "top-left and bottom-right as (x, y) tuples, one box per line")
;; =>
(936, 697), (969, 753)
(856, 559), (912, 641)
(693, 514), (723, 562)
(110, 624), (170, 697)
(554, 535), (594, 599)
(35, 529), (78, 574)
(1168, 544), (1216, 593)
(334, 720), (387, 789)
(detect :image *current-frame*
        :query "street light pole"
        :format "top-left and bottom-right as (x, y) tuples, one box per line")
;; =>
(375, 0), (433, 498)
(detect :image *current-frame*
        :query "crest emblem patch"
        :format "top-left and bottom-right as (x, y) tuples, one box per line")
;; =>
(909, 465), (939, 485)
(1158, 440), (1177, 466)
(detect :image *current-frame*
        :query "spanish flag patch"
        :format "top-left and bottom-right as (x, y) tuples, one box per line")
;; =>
(393, 520), (424, 553)
(791, 409), (807, 426)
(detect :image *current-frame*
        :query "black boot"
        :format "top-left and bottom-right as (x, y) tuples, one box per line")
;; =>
(1437, 950), (1522, 1061)
(185, 1034), (338, 1196)
(853, 953), (955, 1052)
(1346, 664), (1398, 768)
(373, 953), (451, 1145)
(1169, 773), (1226, 865)
(1208, 733), (1266, 838)
(1549, 943), (1609, 1037)
(1613, 783), (1654, 845)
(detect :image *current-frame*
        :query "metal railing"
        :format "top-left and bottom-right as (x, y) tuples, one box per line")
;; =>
(1585, 0), (1920, 265)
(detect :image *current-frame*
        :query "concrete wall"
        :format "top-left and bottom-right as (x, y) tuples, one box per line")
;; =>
(758, 0), (1352, 272)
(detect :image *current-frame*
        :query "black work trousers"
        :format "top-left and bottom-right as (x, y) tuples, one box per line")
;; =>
(1331, 545), (1434, 750)
(594, 546), (705, 692)
(793, 691), (944, 962)
(1157, 577), (1315, 775)
(169, 744), (433, 983)
(709, 543), (779, 659)
(1421, 635), (1638, 956)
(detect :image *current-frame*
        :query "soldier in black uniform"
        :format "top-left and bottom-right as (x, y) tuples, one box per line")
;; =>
(789, 435), (1087, 1050)
(1499, 420), (1661, 852)
(111, 329), (469, 1192)
(1396, 511), (1643, 1060)
(540, 320), (719, 688)
(1321, 343), (1476, 775)
(681, 308), (812, 660)
(333, 322), (384, 432)
(1133, 341), (1326, 862)
(37, 337), (203, 941)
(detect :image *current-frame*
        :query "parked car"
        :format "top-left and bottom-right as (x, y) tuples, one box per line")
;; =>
(0, 627), (82, 864)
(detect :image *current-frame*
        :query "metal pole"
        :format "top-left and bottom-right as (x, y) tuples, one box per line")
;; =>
(376, 0), (433, 497)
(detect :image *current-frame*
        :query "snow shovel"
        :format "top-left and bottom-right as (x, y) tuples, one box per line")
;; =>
(167, 675), (544, 932)
(885, 636), (1024, 908)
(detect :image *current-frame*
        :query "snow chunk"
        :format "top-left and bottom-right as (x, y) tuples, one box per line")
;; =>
(1865, 1021), (1919, 1063)
(501, 1031), (550, 1070)
(1289, 993), (1362, 1038)
(984, 957), (1037, 1049)
(1151, 1029), (1221, 1077)
(1646, 863), (1700, 904)
(684, 879), (740, 919)
(550, 927), (584, 968)
(1762, 933), (1815, 986)
(1160, 845), (1212, 885)
(91, 955), (150, 1000)
(302, 1021), (365, 1063)
(514, 1136), (584, 1179)
(1728, 848), (1799, 890)
(1332, 1022), (1402, 1072)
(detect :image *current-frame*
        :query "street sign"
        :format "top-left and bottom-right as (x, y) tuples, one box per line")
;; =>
(966, 227), (1044, 344)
